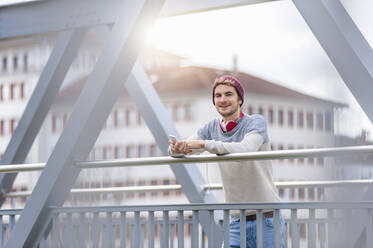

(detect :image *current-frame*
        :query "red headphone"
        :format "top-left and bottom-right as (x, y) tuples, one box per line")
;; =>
(219, 112), (244, 133)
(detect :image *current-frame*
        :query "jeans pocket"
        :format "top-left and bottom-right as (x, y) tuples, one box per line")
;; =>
(264, 217), (274, 228)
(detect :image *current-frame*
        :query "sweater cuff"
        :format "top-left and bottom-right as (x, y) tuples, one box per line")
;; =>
(204, 140), (215, 153)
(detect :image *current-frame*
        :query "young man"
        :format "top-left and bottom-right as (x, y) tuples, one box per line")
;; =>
(169, 75), (285, 248)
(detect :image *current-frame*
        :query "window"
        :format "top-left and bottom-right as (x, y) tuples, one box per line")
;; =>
(308, 146), (314, 164)
(268, 108), (274, 124)
(126, 146), (136, 158)
(149, 144), (158, 157)
(325, 112), (332, 132)
(288, 145), (294, 163)
(23, 54), (28, 72)
(248, 106), (253, 115)
(297, 111), (304, 128)
(138, 145), (146, 157)
(117, 109), (125, 126)
(2, 57), (7, 71)
(103, 147), (113, 159)
(290, 188), (295, 199)
(288, 110), (294, 127)
(174, 104), (185, 122)
(126, 109), (137, 126)
(278, 144), (284, 163)
(258, 106), (264, 115)
(316, 113), (323, 130)
(278, 109), (284, 126)
(0, 85), (3, 101)
(138, 180), (146, 197)
(0, 120), (3, 136)
(10, 119), (17, 134)
(298, 188), (305, 200)
(279, 188), (285, 198)
(308, 188), (315, 200)
(13, 56), (18, 71)
(10, 83), (15, 100)
(163, 179), (170, 196)
(298, 145), (304, 164)
(185, 104), (192, 121)
(150, 179), (158, 197)
(20, 83), (24, 99)
(317, 157), (324, 166)
(306, 112), (314, 129)
(114, 146), (125, 159)
(317, 188), (324, 200)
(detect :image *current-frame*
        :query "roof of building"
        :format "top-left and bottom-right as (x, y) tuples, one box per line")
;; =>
(56, 63), (346, 107)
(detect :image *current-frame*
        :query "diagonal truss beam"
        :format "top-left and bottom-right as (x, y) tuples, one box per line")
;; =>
(4, 1), (165, 247)
(126, 63), (222, 246)
(292, 0), (373, 123)
(0, 0), (277, 39)
(0, 29), (86, 206)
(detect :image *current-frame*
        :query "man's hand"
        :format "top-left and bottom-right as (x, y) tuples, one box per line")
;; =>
(169, 139), (205, 155)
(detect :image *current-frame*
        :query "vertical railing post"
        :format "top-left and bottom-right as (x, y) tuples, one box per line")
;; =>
(120, 211), (127, 248)
(177, 210), (184, 248)
(208, 210), (214, 248)
(192, 210), (199, 247)
(92, 212), (100, 248)
(291, 209), (299, 248)
(274, 209), (280, 248)
(79, 212), (86, 248)
(256, 210), (263, 248)
(163, 210), (169, 248)
(308, 208), (316, 248)
(106, 211), (114, 248)
(134, 211), (141, 248)
(240, 210), (246, 248)
(223, 210), (230, 248)
(148, 211), (154, 248)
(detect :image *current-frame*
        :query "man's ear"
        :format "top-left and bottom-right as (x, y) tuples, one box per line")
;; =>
(238, 98), (243, 105)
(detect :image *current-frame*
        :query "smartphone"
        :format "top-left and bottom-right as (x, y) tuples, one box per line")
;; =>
(168, 135), (177, 143)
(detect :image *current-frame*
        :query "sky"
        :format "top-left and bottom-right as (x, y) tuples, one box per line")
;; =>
(147, 0), (373, 140)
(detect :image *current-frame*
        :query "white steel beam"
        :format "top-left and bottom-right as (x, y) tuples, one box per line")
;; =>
(0, 29), (86, 206)
(292, 0), (373, 123)
(0, 0), (279, 39)
(4, 0), (164, 247)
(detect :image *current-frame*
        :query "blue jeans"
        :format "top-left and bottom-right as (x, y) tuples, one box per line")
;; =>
(228, 215), (285, 248)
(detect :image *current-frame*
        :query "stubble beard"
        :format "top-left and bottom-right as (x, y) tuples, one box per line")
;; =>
(217, 105), (240, 118)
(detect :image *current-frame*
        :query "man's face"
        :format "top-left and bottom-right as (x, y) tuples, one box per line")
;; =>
(214, 84), (242, 118)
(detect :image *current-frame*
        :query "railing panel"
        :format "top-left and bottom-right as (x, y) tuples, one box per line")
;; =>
(1, 202), (372, 247)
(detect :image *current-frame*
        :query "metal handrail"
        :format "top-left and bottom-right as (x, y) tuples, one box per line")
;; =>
(49, 201), (373, 213)
(6, 179), (373, 198)
(0, 145), (372, 173)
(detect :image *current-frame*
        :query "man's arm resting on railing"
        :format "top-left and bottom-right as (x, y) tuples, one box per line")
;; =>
(168, 132), (264, 156)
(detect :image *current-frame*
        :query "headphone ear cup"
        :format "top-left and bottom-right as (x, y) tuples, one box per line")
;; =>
(225, 121), (237, 132)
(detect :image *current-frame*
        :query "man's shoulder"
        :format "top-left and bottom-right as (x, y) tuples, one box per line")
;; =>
(244, 114), (266, 126)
